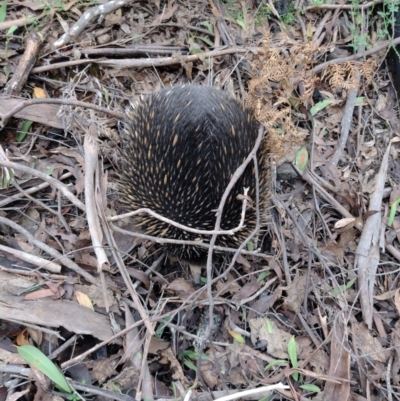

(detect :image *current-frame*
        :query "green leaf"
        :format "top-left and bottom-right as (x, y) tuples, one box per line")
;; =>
(265, 318), (273, 333)
(264, 359), (288, 371)
(18, 345), (72, 393)
(310, 99), (332, 116)
(1, 168), (13, 189)
(236, 16), (246, 31)
(355, 96), (365, 105)
(155, 316), (173, 338)
(257, 271), (269, 282)
(199, 21), (213, 32)
(288, 336), (298, 381)
(183, 350), (197, 359)
(188, 37), (203, 55)
(246, 240), (255, 252)
(229, 330), (245, 343)
(195, 35), (214, 47)
(388, 197), (400, 227)
(44, 167), (55, 175)
(182, 350), (210, 361)
(17, 120), (33, 142)
(330, 277), (356, 296)
(300, 383), (321, 393)
(183, 358), (197, 372)
(295, 147), (309, 172)
(6, 25), (18, 36)
(0, 0), (7, 23)
(103, 88), (109, 104)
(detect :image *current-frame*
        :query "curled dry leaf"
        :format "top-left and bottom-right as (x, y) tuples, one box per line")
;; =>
(334, 217), (357, 229)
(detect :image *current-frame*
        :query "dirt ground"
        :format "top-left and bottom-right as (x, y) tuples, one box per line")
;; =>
(1, 0), (400, 400)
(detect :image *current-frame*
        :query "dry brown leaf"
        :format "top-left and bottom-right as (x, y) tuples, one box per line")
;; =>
(282, 274), (306, 312)
(249, 318), (293, 359)
(394, 288), (400, 315)
(352, 322), (389, 363)
(32, 87), (46, 98)
(75, 291), (94, 310)
(232, 279), (260, 301)
(24, 288), (57, 300)
(334, 217), (357, 229)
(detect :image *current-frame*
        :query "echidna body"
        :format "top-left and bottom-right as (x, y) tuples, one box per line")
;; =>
(120, 85), (268, 260)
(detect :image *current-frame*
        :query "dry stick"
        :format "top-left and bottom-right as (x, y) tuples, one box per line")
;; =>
(298, 167), (400, 264)
(215, 153), (263, 284)
(31, 47), (254, 74)
(60, 308), (173, 370)
(12, 179), (70, 233)
(96, 159), (155, 335)
(0, 171), (73, 208)
(355, 140), (392, 329)
(65, 381), (134, 401)
(122, 306), (152, 401)
(213, 384), (289, 401)
(0, 98), (125, 129)
(153, 22), (216, 36)
(386, 355), (394, 401)
(53, 0), (134, 48)
(48, 334), (78, 360)
(329, 73), (361, 167)
(0, 216), (97, 284)
(84, 126), (109, 273)
(312, 36), (400, 74)
(0, 243), (61, 273)
(269, 201), (291, 285)
(111, 180), (253, 249)
(3, 31), (43, 96)
(312, 10), (332, 46)
(110, 207), (245, 235)
(0, 14), (46, 31)
(202, 125), (264, 360)
(80, 45), (187, 56)
(305, 0), (383, 11)
(0, 160), (85, 212)
(215, 1), (245, 96)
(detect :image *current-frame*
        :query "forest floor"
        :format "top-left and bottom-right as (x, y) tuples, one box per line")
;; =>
(1, 0), (400, 400)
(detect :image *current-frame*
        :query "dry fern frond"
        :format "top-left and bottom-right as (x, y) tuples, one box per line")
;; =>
(361, 58), (378, 84)
(248, 36), (326, 162)
(322, 61), (361, 90)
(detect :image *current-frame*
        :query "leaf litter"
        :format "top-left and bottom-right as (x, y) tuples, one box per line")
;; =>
(0, 0), (400, 400)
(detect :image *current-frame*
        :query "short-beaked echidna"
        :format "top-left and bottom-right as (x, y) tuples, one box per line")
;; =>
(119, 85), (268, 260)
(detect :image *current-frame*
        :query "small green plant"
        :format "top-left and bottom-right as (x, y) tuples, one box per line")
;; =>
(179, 349), (211, 373)
(17, 120), (33, 142)
(388, 197), (400, 227)
(5, 25), (18, 58)
(294, 147), (309, 172)
(308, 0), (326, 6)
(330, 277), (357, 296)
(349, 31), (370, 52)
(264, 335), (321, 394)
(288, 336), (299, 381)
(377, 0), (400, 40)
(0, 0), (7, 22)
(281, 2), (296, 26)
(254, 5), (271, 25)
(18, 345), (72, 394)
(155, 315), (173, 338)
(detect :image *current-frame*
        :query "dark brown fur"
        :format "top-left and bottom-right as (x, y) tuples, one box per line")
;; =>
(120, 85), (268, 260)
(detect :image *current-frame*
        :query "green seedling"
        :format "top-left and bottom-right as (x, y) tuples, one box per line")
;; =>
(18, 345), (72, 393)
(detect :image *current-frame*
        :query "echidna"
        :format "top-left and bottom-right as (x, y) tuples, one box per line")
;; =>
(119, 85), (268, 261)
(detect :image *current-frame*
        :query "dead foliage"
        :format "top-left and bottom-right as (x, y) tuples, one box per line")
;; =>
(0, 0), (400, 401)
